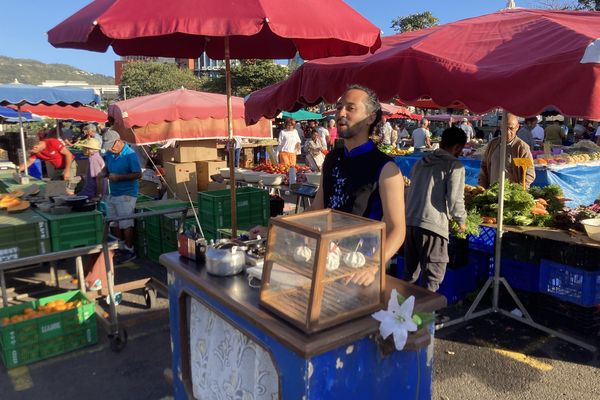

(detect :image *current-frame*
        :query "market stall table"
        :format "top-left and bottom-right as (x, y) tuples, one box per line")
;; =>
(161, 252), (446, 399)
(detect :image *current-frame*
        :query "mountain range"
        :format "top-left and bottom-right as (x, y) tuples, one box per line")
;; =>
(0, 55), (114, 85)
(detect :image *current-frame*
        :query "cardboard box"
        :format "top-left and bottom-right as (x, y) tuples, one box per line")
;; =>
(206, 181), (228, 191)
(196, 160), (228, 191)
(160, 140), (218, 163)
(164, 162), (198, 201)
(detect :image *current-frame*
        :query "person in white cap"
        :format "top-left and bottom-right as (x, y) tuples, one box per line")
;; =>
(75, 137), (106, 199)
(98, 130), (142, 264)
(459, 117), (474, 141)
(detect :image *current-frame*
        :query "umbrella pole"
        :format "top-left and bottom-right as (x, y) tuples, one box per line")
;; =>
(17, 105), (29, 177)
(491, 110), (508, 310)
(225, 37), (237, 238)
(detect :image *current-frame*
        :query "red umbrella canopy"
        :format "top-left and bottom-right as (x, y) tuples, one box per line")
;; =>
(47, 0), (381, 60)
(108, 89), (271, 144)
(245, 9), (600, 123)
(15, 104), (107, 123)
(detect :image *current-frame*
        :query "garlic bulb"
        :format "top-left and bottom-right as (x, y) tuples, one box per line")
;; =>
(293, 245), (312, 263)
(343, 252), (366, 268)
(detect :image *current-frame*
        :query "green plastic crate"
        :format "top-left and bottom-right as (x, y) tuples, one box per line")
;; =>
(1, 319), (97, 369)
(0, 238), (52, 261)
(0, 291), (97, 368)
(0, 210), (50, 243)
(136, 194), (154, 203)
(0, 176), (47, 195)
(0, 290), (95, 350)
(34, 210), (103, 251)
(198, 187), (269, 232)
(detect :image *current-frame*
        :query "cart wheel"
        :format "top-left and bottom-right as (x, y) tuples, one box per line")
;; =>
(109, 329), (128, 352)
(144, 287), (157, 309)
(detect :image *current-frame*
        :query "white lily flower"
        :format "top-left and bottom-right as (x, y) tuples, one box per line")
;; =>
(372, 289), (418, 351)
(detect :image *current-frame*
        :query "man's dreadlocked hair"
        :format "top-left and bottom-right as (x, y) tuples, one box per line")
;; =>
(346, 84), (382, 135)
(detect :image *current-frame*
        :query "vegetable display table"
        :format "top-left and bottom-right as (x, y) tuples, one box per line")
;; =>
(161, 252), (446, 400)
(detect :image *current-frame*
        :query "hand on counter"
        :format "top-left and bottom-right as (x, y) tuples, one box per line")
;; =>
(344, 267), (378, 287)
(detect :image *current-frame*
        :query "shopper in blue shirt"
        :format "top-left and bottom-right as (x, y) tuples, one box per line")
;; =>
(98, 130), (141, 264)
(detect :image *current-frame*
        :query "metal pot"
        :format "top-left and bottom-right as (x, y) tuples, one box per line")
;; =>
(205, 241), (247, 276)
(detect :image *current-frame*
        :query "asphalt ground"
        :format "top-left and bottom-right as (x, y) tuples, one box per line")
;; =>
(1, 257), (599, 400)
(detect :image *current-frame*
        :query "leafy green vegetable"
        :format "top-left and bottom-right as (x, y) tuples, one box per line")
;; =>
(451, 211), (482, 239)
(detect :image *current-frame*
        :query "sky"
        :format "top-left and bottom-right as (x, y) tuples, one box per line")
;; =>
(0, 0), (539, 79)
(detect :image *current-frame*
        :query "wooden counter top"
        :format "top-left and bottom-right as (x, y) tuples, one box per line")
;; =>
(502, 225), (600, 248)
(160, 252), (446, 358)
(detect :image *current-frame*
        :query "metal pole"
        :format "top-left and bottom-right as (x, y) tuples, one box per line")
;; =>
(17, 105), (29, 177)
(225, 37), (237, 238)
(492, 110), (509, 310)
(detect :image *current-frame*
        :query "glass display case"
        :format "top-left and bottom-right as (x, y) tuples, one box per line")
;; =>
(259, 209), (386, 334)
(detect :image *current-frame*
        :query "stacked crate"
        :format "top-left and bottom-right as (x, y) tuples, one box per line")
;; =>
(197, 187), (270, 240)
(134, 199), (197, 262)
(0, 290), (97, 369)
(0, 209), (52, 260)
(34, 210), (103, 252)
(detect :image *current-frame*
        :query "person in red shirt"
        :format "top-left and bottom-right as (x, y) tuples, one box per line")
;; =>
(22, 130), (78, 192)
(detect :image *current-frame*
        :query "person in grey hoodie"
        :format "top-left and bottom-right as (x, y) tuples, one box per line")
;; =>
(403, 127), (468, 292)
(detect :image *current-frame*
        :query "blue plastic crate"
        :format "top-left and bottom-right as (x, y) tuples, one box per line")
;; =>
(538, 259), (600, 307)
(438, 263), (477, 304)
(470, 251), (495, 282)
(500, 258), (540, 292)
(468, 225), (496, 254)
(395, 255), (475, 304)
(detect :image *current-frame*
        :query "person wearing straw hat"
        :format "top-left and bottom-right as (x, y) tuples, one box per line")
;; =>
(97, 130), (141, 264)
(75, 137), (106, 200)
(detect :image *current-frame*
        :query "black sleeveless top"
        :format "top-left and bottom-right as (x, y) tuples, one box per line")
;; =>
(321, 140), (393, 220)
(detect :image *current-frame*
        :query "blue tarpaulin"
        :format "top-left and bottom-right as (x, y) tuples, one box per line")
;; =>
(533, 165), (600, 207)
(0, 106), (37, 122)
(394, 153), (481, 186)
(0, 84), (99, 106)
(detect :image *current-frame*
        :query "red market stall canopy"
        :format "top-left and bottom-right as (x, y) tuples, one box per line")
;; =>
(47, 0), (381, 60)
(245, 9), (600, 124)
(108, 89), (272, 144)
(380, 103), (422, 121)
(395, 98), (466, 110)
(13, 104), (107, 123)
(323, 103), (422, 120)
(424, 114), (482, 123)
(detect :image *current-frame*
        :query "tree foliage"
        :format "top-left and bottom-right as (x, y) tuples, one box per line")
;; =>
(202, 60), (289, 97)
(119, 61), (207, 99)
(576, 0), (600, 9)
(391, 11), (439, 34)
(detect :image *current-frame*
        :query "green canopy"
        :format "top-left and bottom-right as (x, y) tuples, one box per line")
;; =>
(281, 109), (322, 121)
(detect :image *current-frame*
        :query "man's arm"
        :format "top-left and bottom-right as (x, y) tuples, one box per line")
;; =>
(478, 143), (491, 188)
(379, 162), (406, 263)
(346, 162), (405, 286)
(307, 173), (324, 211)
(425, 133), (432, 148)
(59, 147), (74, 180)
(447, 165), (467, 225)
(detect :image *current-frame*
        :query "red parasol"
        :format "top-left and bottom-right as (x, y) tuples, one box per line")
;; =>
(15, 104), (107, 123)
(108, 89), (271, 144)
(245, 9), (600, 124)
(48, 0), (382, 236)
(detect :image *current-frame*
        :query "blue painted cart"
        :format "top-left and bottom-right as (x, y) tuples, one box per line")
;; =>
(161, 252), (446, 400)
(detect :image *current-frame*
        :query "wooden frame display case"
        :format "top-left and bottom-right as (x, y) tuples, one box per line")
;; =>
(259, 209), (386, 334)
